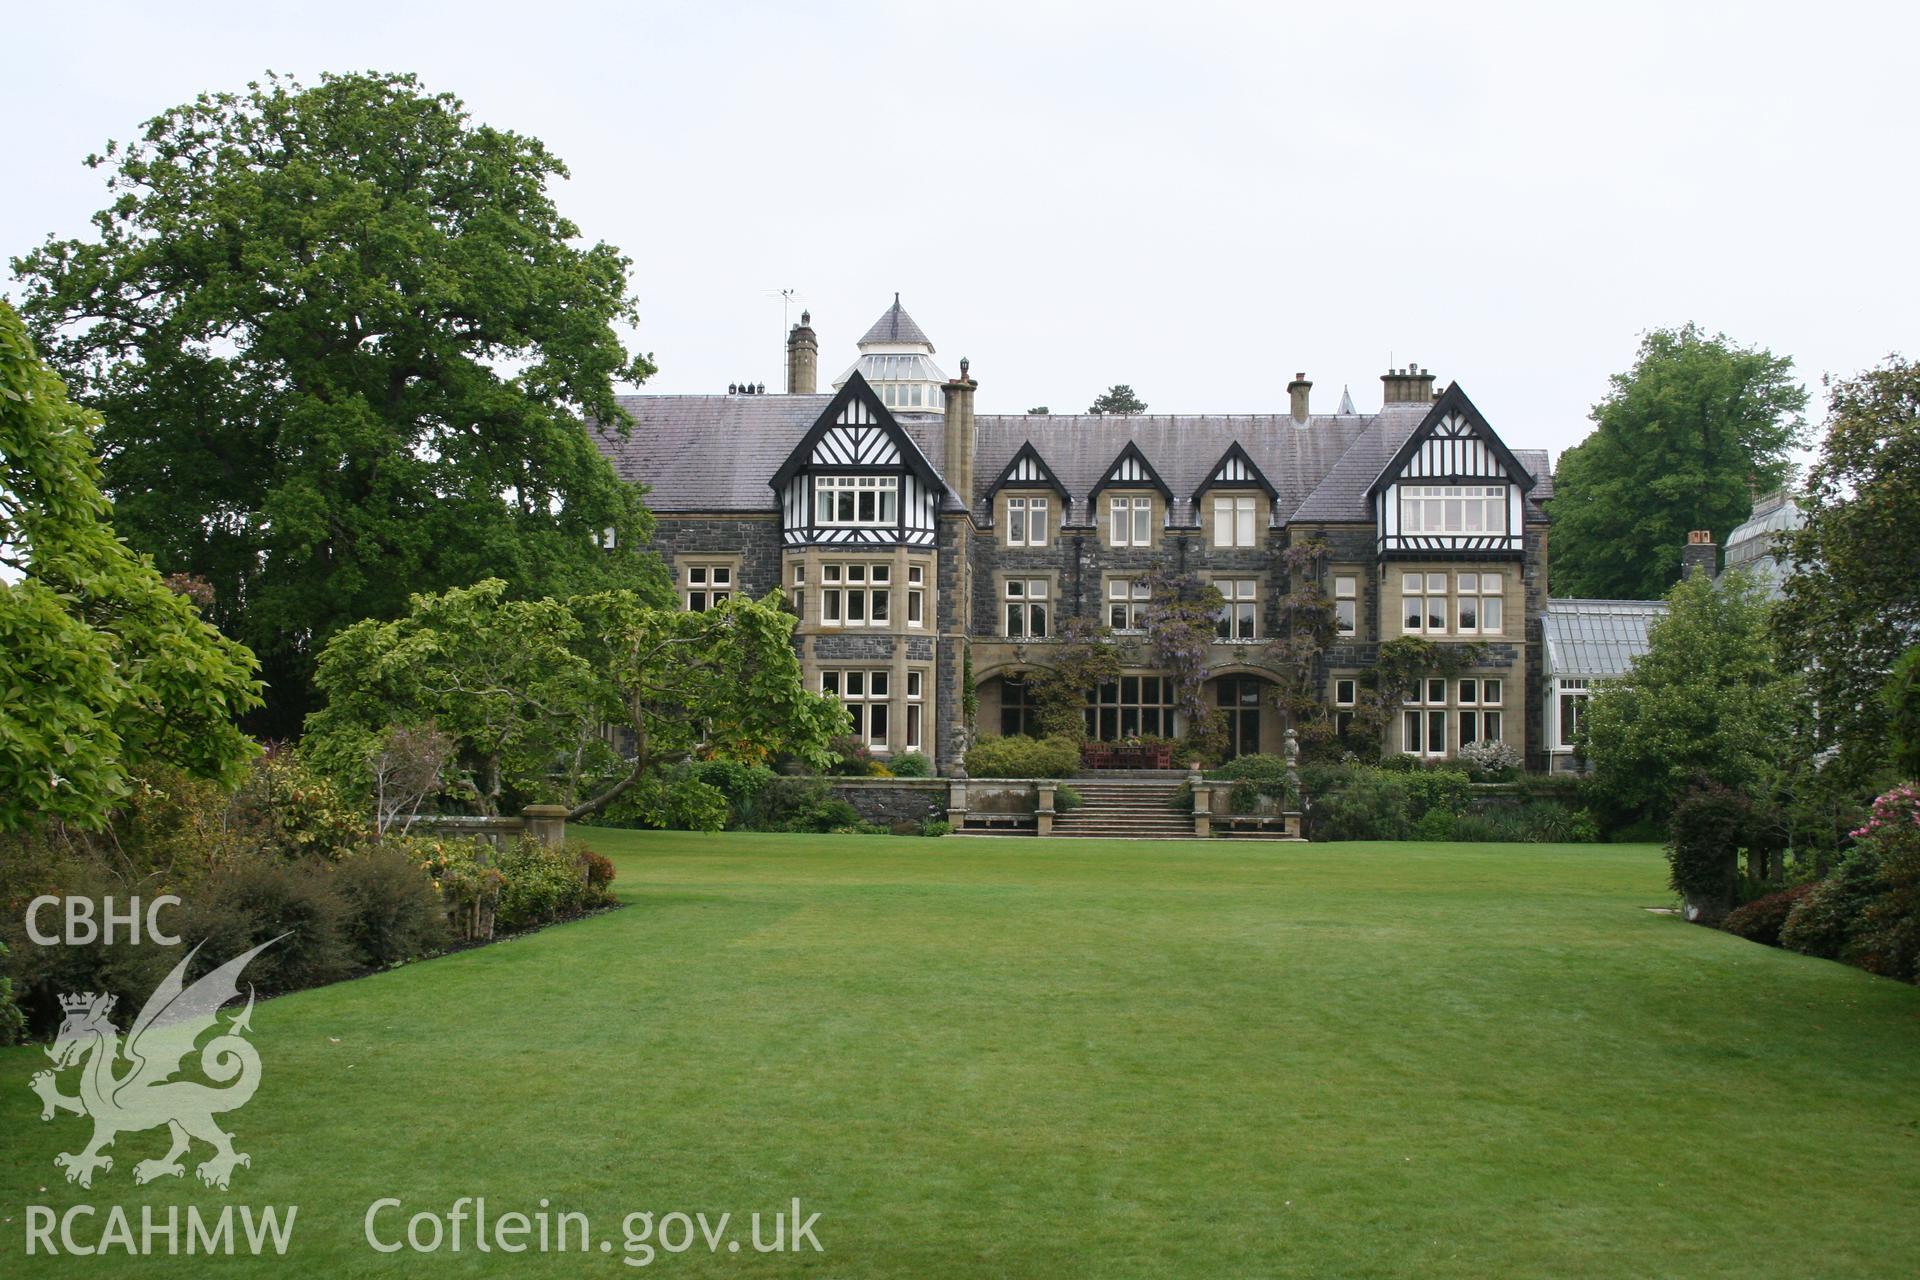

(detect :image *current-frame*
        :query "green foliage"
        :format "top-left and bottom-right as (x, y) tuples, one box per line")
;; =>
(965, 734), (1081, 778)
(567, 588), (847, 817)
(1780, 845), (1885, 962)
(1581, 569), (1800, 826)
(0, 303), (261, 831)
(1774, 360), (1920, 782)
(307, 583), (846, 822)
(601, 771), (730, 833)
(492, 837), (611, 934)
(889, 751), (934, 778)
(1415, 807), (1457, 841)
(1883, 647), (1920, 781)
(0, 942), (20, 1045)
(1087, 384), (1147, 414)
(1312, 768), (1413, 841)
(1206, 754), (1297, 813)
(918, 819), (952, 838)
(1722, 883), (1817, 948)
(12, 72), (665, 733)
(1403, 769), (1473, 820)
(410, 838), (505, 943)
(1054, 783), (1083, 813)
(754, 777), (860, 833)
(1028, 615), (1123, 740)
(306, 580), (599, 815)
(332, 844), (452, 967)
(825, 735), (877, 776)
(1549, 325), (1807, 599)
(1143, 566), (1226, 759)
(1665, 785), (1748, 920)
(181, 858), (355, 992)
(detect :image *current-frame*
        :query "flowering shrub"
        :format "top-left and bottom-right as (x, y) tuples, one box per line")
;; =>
(1781, 782), (1920, 982)
(1849, 782), (1920, 843)
(1457, 739), (1524, 778)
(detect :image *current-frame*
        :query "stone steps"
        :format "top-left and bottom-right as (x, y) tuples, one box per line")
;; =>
(1053, 780), (1193, 839)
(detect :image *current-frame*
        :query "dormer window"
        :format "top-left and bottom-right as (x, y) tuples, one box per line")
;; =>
(815, 475), (898, 526)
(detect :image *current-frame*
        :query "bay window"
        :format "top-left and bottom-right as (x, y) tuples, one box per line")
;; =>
(820, 563), (891, 627)
(821, 669), (890, 749)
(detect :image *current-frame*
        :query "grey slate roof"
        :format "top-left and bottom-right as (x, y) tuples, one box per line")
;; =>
(1542, 599), (1669, 679)
(592, 395), (834, 512)
(858, 295), (933, 349)
(971, 410), (1388, 526)
(592, 385), (1554, 528)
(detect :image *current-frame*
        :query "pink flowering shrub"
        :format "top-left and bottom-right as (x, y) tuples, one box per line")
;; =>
(1781, 781), (1920, 982)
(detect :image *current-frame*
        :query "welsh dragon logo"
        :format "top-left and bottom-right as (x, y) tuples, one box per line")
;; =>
(29, 937), (282, 1190)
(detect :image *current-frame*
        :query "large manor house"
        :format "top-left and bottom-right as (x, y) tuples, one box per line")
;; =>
(593, 297), (1559, 772)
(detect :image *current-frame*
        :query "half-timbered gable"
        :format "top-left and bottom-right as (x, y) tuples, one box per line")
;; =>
(987, 441), (1068, 500)
(1088, 441), (1173, 504)
(1367, 385), (1536, 558)
(769, 372), (944, 548)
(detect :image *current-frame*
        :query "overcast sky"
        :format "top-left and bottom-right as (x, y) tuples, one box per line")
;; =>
(5, 1), (1913, 465)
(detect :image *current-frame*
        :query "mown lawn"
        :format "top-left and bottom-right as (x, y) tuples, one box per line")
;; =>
(4, 832), (1918, 1278)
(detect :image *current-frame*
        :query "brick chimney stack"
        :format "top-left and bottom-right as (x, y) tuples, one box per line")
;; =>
(943, 356), (976, 506)
(1681, 529), (1718, 579)
(1288, 372), (1312, 421)
(785, 311), (818, 394)
(1381, 363), (1436, 405)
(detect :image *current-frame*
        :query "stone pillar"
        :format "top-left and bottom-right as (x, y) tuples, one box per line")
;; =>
(521, 804), (569, 848)
(1190, 766), (1212, 838)
(946, 768), (969, 830)
(1036, 781), (1056, 837)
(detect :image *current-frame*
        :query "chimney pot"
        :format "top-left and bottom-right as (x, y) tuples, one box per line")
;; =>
(785, 310), (819, 394)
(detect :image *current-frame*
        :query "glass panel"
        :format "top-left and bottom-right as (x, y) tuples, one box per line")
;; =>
(1458, 573), (1477, 593)
(1482, 597), (1503, 632)
(1237, 498), (1255, 546)
(908, 670), (922, 697)
(1030, 579), (1048, 599)
(1427, 679), (1446, 703)
(871, 565), (889, 583)
(1404, 711), (1422, 752)
(1429, 711), (1447, 753)
(1482, 711), (1502, 741)
(1484, 679), (1502, 705)
(1459, 598), (1478, 630)
(1336, 679), (1356, 705)
(870, 671), (888, 697)
(1336, 600), (1356, 633)
(845, 671), (863, 696)
(821, 671), (840, 695)
(871, 591), (889, 622)
(869, 703), (888, 743)
(1335, 576), (1355, 598)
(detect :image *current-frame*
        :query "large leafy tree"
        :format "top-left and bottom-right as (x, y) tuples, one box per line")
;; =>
(1550, 325), (1807, 599)
(11, 71), (665, 734)
(1580, 569), (1800, 824)
(1773, 358), (1920, 782)
(0, 303), (261, 830)
(304, 581), (846, 820)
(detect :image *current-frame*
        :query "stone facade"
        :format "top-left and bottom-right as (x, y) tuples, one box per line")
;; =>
(600, 300), (1559, 775)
